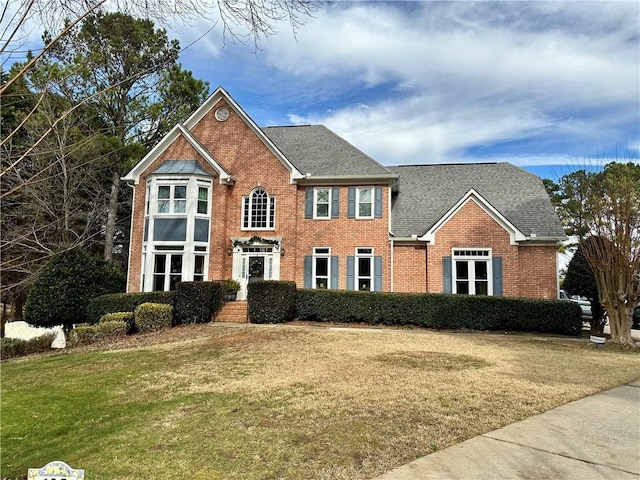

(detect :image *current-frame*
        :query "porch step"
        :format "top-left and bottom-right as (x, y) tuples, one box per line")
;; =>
(215, 301), (248, 323)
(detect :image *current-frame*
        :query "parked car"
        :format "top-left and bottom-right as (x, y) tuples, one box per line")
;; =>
(559, 290), (593, 322)
(633, 302), (640, 330)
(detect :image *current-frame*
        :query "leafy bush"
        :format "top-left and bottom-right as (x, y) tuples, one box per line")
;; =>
(86, 291), (175, 324)
(248, 281), (297, 324)
(1, 333), (56, 360)
(296, 290), (582, 335)
(135, 303), (173, 333)
(24, 248), (124, 330)
(174, 282), (223, 325)
(100, 312), (135, 333)
(70, 321), (127, 346)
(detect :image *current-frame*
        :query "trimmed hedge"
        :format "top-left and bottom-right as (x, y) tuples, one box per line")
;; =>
(296, 289), (583, 335)
(0, 333), (56, 360)
(70, 321), (127, 346)
(135, 303), (173, 333)
(248, 281), (297, 324)
(100, 312), (136, 333)
(86, 291), (175, 324)
(174, 282), (223, 325)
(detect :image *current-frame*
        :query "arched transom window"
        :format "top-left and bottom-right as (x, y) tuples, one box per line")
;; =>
(242, 187), (275, 230)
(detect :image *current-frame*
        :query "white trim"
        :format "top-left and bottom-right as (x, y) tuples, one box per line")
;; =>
(313, 187), (332, 219)
(451, 247), (493, 296)
(355, 186), (374, 219)
(312, 247), (331, 289)
(182, 87), (305, 183)
(420, 189), (527, 245)
(355, 247), (374, 292)
(122, 124), (233, 185)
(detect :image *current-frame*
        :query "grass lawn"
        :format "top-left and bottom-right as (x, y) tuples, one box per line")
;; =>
(2, 323), (639, 479)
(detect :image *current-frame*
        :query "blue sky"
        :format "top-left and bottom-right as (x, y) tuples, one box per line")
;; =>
(8, 1), (640, 181)
(171, 1), (639, 181)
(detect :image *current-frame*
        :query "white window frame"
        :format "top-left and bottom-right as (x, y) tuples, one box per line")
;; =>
(152, 247), (184, 291)
(355, 247), (374, 291)
(142, 176), (212, 291)
(452, 248), (493, 296)
(156, 183), (188, 214)
(355, 186), (374, 219)
(313, 188), (331, 219)
(313, 247), (331, 289)
(242, 187), (276, 230)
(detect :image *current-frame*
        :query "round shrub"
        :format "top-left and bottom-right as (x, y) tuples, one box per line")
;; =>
(135, 303), (173, 333)
(100, 312), (135, 333)
(24, 249), (124, 330)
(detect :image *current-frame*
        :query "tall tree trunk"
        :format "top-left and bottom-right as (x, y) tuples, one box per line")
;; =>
(104, 170), (120, 263)
(608, 306), (634, 345)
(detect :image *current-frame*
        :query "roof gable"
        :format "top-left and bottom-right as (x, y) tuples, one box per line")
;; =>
(122, 124), (232, 185)
(183, 87), (304, 183)
(389, 163), (565, 242)
(420, 188), (527, 245)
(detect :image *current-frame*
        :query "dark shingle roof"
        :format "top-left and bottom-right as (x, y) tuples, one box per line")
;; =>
(262, 125), (393, 177)
(388, 163), (565, 239)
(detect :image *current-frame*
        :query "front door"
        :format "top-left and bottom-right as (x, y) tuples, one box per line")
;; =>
(248, 256), (265, 283)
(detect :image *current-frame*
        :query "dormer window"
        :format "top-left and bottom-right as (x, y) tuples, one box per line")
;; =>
(242, 187), (275, 230)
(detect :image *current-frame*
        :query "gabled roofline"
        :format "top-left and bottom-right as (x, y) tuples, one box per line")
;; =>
(183, 86), (305, 183)
(419, 188), (528, 246)
(122, 124), (234, 185)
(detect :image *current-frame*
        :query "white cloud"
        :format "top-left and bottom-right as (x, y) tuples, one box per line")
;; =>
(174, 1), (639, 166)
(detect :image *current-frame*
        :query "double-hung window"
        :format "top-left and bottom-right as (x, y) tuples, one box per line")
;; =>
(157, 185), (187, 214)
(356, 187), (373, 218)
(452, 249), (492, 295)
(242, 187), (275, 230)
(314, 188), (331, 219)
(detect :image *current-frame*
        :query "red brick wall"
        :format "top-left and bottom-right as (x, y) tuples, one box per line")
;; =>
(393, 244), (427, 292)
(517, 245), (558, 299)
(294, 185), (390, 290)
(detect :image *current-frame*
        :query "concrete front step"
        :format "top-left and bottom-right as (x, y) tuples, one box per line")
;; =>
(215, 301), (248, 323)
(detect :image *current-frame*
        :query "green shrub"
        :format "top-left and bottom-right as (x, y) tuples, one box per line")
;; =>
(86, 291), (175, 324)
(135, 303), (173, 333)
(174, 282), (223, 325)
(1, 333), (57, 360)
(100, 312), (135, 333)
(248, 281), (297, 324)
(296, 290), (582, 335)
(24, 248), (124, 330)
(70, 321), (127, 346)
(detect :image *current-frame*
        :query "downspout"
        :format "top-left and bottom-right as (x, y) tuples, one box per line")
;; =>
(124, 181), (135, 293)
(390, 239), (394, 292)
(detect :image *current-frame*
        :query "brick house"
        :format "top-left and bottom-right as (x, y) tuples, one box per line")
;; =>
(123, 87), (565, 300)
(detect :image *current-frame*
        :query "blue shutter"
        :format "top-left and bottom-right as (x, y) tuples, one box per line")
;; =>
(305, 188), (313, 219)
(443, 256), (452, 294)
(374, 256), (383, 292)
(347, 256), (355, 290)
(347, 187), (356, 218)
(374, 186), (383, 218)
(492, 257), (503, 297)
(331, 187), (340, 218)
(304, 255), (312, 288)
(330, 256), (339, 289)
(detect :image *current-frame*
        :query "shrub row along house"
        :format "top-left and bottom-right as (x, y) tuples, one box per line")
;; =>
(123, 87), (565, 300)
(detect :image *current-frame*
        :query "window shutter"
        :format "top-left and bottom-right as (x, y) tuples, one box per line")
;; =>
(304, 256), (312, 288)
(330, 256), (339, 289)
(374, 186), (383, 218)
(305, 188), (313, 219)
(347, 256), (355, 290)
(443, 256), (452, 294)
(347, 187), (356, 218)
(492, 257), (503, 297)
(331, 187), (340, 218)
(374, 256), (383, 292)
